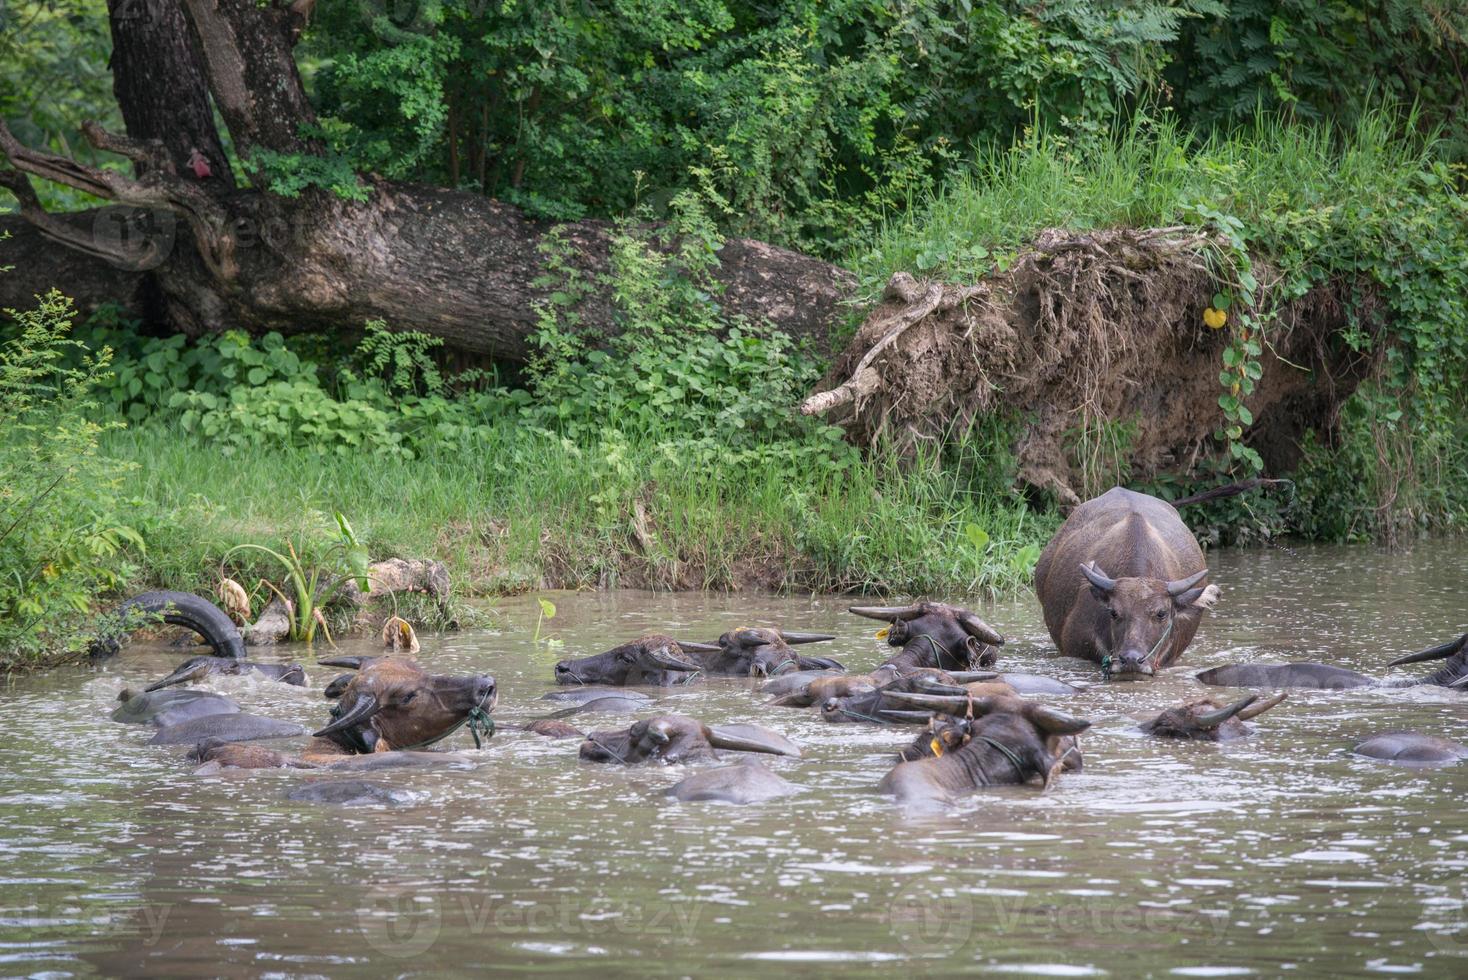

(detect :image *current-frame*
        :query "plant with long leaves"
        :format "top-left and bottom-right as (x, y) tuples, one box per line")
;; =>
(221, 512), (370, 644)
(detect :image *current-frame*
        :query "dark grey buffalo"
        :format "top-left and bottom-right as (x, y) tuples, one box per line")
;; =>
(149, 712), (305, 746)
(1196, 632), (1468, 691)
(553, 635), (704, 686)
(285, 781), (416, 805)
(1352, 731), (1468, 764)
(878, 697), (1091, 803)
(1137, 693), (1287, 741)
(681, 627), (842, 678)
(848, 602), (1004, 676)
(578, 715), (801, 764)
(667, 759), (803, 804)
(818, 672), (1018, 725)
(112, 688), (240, 727)
(146, 655), (306, 692)
(1035, 488), (1220, 679)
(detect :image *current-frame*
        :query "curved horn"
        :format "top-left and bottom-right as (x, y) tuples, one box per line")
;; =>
(914, 680), (972, 696)
(780, 631), (836, 645)
(316, 655), (369, 670)
(848, 604), (924, 622)
(143, 658), (209, 692)
(1193, 695), (1257, 729)
(674, 640), (722, 653)
(323, 673), (354, 700)
(877, 709), (939, 724)
(1166, 568), (1209, 597)
(1235, 691), (1287, 721)
(1079, 562), (1116, 593)
(648, 648), (701, 671)
(959, 614), (1005, 646)
(312, 693), (380, 737)
(1388, 632), (1468, 667)
(767, 692), (816, 708)
(1025, 705), (1092, 736)
(945, 671), (1000, 683)
(879, 691), (973, 714)
(706, 724), (802, 757)
(732, 628), (770, 646)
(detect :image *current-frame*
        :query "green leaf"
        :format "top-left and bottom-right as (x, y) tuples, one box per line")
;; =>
(1212, 292), (1231, 311)
(964, 523), (990, 551)
(537, 597), (557, 620)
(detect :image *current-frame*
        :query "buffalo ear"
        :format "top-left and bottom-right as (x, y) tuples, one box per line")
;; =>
(1174, 583), (1221, 610)
(1079, 562), (1116, 605)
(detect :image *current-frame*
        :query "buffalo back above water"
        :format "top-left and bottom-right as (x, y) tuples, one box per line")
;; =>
(1034, 487), (1220, 677)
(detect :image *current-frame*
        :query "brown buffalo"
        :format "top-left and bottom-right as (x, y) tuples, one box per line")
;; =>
(677, 626), (842, 678)
(848, 602), (1004, 677)
(1035, 488), (1221, 679)
(199, 657), (496, 769)
(878, 697), (1091, 803)
(1138, 692), (1287, 741)
(896, 710), (1085, 773)
(553, 635), (705, 686)
(578, 714), (801, 764)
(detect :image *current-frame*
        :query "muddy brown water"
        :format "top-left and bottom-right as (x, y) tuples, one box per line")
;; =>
(1, 542), (1466, 976)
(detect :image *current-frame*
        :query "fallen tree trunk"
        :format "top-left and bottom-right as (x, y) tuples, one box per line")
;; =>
(0, 0), (855, 361)
(801, 227), (1383, 503)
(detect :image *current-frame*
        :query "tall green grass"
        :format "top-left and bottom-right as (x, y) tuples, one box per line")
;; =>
(104, 423), (1053, 600)
(852, 108), (1438, 292)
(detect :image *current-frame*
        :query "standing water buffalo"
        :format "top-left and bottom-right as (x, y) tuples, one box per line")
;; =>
(1196, 632), (1468, 690)
(578, 715), (801, 764)
(878, 696), (1091, 803)
(847, 602), (1005, 677)
(1035, 488), (1221, 679)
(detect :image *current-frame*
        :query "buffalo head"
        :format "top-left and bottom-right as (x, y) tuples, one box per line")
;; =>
(1138, 692), (1286, 741)
(1079, 562), (1217, 679)
(681, 626), (840, 677)
(313, 656), (497, 754)
(1388, 632), (1468, 688)
(849, 602), (1004, 674)
(554, 635), (703, 686)
(145, 655), (306, 692)
(578, 715), (801, 764)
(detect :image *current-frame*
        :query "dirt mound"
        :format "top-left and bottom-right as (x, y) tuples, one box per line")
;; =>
(802, 227), (1381, 503)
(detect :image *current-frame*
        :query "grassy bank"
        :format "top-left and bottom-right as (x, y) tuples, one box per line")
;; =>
(101, 424), (1049, 600)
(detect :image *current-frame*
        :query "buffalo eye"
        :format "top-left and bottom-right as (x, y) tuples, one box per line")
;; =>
(1109, 608), (1121, 621)
(1153, 610), (1168, 622)
(399, 691), (417, 705)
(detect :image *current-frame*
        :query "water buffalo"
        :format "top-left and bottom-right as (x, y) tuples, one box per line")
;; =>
(895, 711), (1085, 773)
(540, 687), (652, 705)
(1196, 632), (1468, 690)
(679, 627), (842, 677)
(89, 590), (247, 661)
(1137, 692), (1287, 741)
(150, 712), (304, 746)
(200, 657), (496, 768)
(145, 655), (306, 692)
(819, 672), (1019, 724)
(667, 759), (803, 804)
(578, 715), (801, 764)
(553, 635), (704, 686)
(1035, 487), (1221, 679)
(112, 688), (240, 727)
(1352, 731), (1468, 764)
(848, 602), (1004, 676)
(546, 694), (649, 718)
(879, 697), (1091, 803)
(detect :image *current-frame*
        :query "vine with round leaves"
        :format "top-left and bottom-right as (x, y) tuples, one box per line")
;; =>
(1190, 205), (1268, 474)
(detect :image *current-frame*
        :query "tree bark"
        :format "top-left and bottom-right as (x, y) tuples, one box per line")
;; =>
(1, 1), (855, 360)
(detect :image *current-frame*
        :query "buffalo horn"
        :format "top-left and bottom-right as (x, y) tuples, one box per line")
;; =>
(144, 661), (207, 692)
(1193, 695), (1257, 729)
(879, 691), (975, 715)
(1165, 568), (1209, 597)
(781, 631), (837, 645)
(1235, 691), (1287, 720)
(1079, 562), (1117, 593)
(316, 655), (369, 670)
(674, 640), (723, 653)
(312, 693), (380, 736)
(959, 613), (1005, 646)
(877, 710), (938, 724)
(848, 604), (924, 622)
(1025, 706), (1092, 736)
(1388, 632), (1468, 667)
(945, 671), (1000, 683)
(648, 647), (701, 671)
(705, 725), (802, 757)
(914, 679), (972, 696)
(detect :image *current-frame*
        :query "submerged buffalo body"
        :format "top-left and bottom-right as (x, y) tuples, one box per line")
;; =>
(1352, 731), (1468, 764)
(1138, 693), (1287, 741)
(1035, 488), (1220, 679)
(112, 688), (240, 727)
(667, 759), (803, 804)
(1196, 632), (1468, 691)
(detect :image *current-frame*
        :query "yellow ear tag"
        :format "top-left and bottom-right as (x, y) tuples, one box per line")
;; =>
(930, 737), (943, 757)
(875, 627), (890, 640)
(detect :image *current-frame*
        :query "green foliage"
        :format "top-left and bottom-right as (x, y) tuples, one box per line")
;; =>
(0, 291), (142, 665)
(222, 511), (370, 644)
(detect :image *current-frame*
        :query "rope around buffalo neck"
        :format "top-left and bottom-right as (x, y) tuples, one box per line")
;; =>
(973, 734), (1028, 783)
(392, 690), (497, 752)
(1101, 615), (1175, 681)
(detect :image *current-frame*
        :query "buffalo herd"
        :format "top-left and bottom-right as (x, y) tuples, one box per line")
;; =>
(96, 488), (1467, 804)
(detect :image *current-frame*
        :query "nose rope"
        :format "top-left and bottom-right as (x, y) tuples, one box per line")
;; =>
(585, 735), (632, 764)
(392, 686), (497, 752)
(1102, 615), (1175, 681)
(559, 665), (588, 686)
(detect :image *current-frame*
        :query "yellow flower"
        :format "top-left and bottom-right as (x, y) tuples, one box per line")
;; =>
(1203, 307), (1227, 329)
